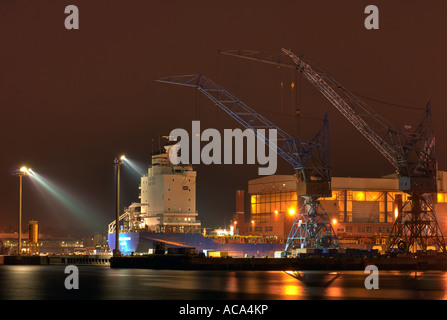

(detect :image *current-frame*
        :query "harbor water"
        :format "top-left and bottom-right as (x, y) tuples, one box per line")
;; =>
(1, 265), (447, 300)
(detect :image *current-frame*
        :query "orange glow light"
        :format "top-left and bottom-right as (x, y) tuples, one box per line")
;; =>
(288, 208), (295, 215)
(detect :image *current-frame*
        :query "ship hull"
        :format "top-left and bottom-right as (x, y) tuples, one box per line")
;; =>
(108, 232), (285, 257)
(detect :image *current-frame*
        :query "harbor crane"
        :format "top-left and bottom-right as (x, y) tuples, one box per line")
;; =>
(219, 49), (446, 254)
(155, 74), (339, 254)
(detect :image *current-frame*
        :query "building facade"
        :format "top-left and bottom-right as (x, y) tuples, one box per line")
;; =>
(236, 171), (447, 250)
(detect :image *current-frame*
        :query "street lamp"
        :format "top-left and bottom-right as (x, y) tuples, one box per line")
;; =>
(113, 155), (125, 257)
(13, 166), (30, 255)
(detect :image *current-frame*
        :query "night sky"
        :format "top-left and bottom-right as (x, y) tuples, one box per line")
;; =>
(0, 1), (445, 237)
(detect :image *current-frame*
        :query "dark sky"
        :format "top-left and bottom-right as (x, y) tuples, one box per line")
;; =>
(0, 1), (446, 237)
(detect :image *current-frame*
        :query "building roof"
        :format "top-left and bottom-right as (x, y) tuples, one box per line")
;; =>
(248, 171), (447, 194)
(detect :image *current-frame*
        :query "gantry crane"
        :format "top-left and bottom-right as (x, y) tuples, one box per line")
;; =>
(155, 74), (339, 254)
(219, 48), (446, 254)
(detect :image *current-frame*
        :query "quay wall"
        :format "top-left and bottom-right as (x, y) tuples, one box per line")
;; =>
(0, 255), (111, 266)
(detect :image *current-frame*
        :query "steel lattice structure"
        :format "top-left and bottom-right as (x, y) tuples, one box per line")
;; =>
(219, 48), (446, 254)
(155, 74), (339, 254)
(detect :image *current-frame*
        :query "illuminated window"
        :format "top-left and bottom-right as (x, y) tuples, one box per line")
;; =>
(366, 192), (380, 201)
(338, 211), (344, 222)
(251, 203), (257, 214)
(438, 193), (446, 203)
(379, 201), (385, 212)
(347, 212), (352, 222)
(322, 191), (338, 200)
(251, 195), (257, 204)
(353, 191), (365, 201)
(273, 193), (280, 202)
(250, 191), (298, 223)
(347, 201), (352, 212)
(402, 193), (410, 202)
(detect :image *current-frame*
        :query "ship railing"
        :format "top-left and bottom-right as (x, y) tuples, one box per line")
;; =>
(108, 212), (130, 234)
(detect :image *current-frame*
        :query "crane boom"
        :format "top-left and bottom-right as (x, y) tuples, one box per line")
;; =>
(155, 74), (331, 193)
(219, 49), (437, 193)
(219, 48), (444, 253)
(281, 48), (401, 169)
(155, 73), (339, 251)
(219, 49), (400, 169)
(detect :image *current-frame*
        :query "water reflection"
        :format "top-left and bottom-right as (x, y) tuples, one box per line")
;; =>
(0, 266), (447, 300)
(285, 271), (341, 287)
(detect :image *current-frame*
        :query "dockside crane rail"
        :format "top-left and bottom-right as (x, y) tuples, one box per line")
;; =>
(219, 48), (445, 254)
(155, 73), (339, 253)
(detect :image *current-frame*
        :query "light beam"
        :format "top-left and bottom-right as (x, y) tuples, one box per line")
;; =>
(122, 157), (146, 178)
(28, 170), (102, 229)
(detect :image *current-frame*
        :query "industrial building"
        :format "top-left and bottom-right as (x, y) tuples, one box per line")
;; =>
(232, 171), (447, 251)
(106, 140), (447, 254)
(110, 68), (446, 255)
(0, 231), (107, 255)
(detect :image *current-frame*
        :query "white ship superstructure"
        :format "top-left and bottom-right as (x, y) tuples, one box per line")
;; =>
(109, 144), (201, 234)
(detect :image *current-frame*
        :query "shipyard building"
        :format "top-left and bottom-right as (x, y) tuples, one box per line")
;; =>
(109, 142), (447, 254)
(231, 171), (447, 251)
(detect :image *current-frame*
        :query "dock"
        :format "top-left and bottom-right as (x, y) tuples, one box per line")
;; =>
(0, 254), (112, 266)
(109, 253), (447, 271)
(2, 251), (447, 271)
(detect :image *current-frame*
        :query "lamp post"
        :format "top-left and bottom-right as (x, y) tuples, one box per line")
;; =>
(14, 167), (30, 255)
(113, 155), (125, 257)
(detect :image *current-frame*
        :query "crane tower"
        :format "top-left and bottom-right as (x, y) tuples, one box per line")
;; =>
(219, 49), (446, 254)
(155, 74), (339, 254)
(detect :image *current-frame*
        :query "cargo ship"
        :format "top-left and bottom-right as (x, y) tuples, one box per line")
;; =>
(107, 232), (285, 257)
(108, 142), (285, 258)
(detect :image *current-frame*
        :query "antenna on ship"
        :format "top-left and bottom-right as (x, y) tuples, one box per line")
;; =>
(158, 134), (162, 153)
(151, 138), (155, 155)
